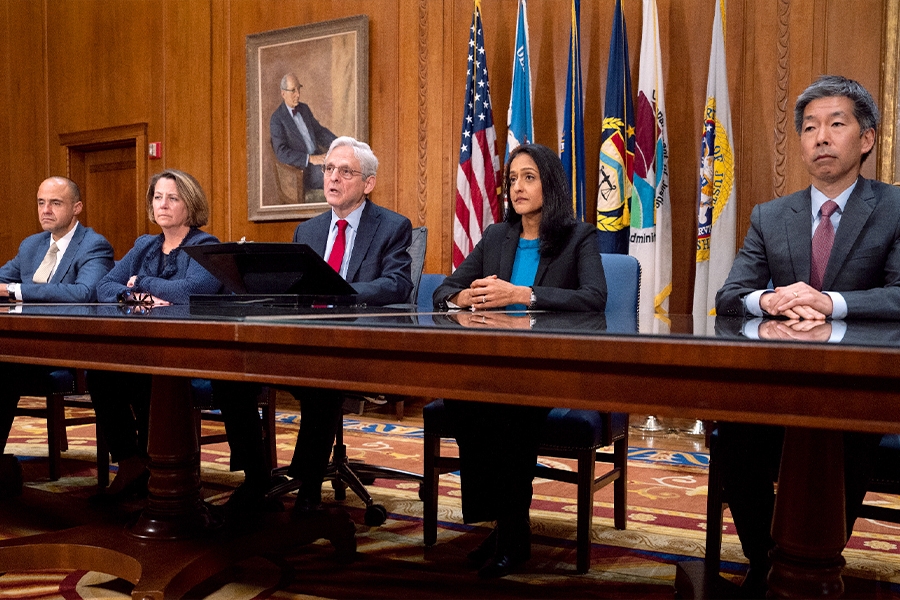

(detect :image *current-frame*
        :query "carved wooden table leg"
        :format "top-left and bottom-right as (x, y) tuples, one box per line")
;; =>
(769, 427), (846, 598)
(130, 375), (210, 539)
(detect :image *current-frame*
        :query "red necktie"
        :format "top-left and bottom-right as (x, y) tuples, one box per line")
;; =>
(810, 200), (838, 291)
(327, 219), (349, 274)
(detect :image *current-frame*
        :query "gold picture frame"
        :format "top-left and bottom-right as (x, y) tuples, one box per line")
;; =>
(246, 15), (369, 222)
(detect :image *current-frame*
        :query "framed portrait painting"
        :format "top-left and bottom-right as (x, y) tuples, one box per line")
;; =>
(246, 15), (369, 221)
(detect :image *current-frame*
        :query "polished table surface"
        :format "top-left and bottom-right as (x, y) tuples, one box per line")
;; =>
(0, 304), (898, 598)
(0, 304), (897, 433)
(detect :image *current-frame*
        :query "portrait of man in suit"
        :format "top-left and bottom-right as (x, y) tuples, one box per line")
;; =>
(247, 17), (368, 220)
(270, 73), (337, 198)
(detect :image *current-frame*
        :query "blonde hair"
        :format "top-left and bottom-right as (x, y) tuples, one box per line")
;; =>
(146, 169), (209, 227)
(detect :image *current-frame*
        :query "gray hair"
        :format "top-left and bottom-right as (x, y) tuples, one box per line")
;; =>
(280, 73), (300, 91)
(794, 75), (880, 162)
(326, 136), (378, 178)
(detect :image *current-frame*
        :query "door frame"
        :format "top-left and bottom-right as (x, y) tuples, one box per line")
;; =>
(59, 123), (149, 235)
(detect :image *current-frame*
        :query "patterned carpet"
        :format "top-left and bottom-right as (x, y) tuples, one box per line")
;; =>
(2, 401), (900, 598)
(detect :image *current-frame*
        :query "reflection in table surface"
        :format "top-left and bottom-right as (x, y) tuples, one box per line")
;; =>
(2, 301), (900, 348)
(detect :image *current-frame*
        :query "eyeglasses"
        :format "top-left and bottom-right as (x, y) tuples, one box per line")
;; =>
(322, 164), (365, 180)
(117, 290), (154, 306)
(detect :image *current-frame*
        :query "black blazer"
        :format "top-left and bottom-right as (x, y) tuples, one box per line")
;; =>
(716, 177), (900, 319)
(434, 221), (607, 311)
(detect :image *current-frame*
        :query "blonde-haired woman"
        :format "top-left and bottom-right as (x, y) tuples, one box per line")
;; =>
(90, 169), (221, 500)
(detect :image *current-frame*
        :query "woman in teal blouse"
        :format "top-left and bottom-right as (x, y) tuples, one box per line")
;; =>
(434, 144), (606, 578)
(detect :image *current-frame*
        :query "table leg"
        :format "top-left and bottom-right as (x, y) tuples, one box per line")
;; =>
(674, 427), (848, 599)
(769, 427), (846, 598)
(130, 375), (210, 539)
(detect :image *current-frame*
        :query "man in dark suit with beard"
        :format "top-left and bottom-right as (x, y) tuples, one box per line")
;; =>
(270, 73), (337, 193)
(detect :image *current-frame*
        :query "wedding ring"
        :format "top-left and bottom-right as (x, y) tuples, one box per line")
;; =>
(481, 315), (487, 324)
(482, 295), (486, 303)
(792, 291), (798, 298)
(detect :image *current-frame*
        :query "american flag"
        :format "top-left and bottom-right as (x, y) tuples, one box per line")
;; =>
(453, 0), (501, 270)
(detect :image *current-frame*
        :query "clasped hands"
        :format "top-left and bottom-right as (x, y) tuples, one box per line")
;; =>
(758, 318), (832, 342)
(125, 275), (170, 306)
(449, 311), (532, 329)
(449, 275), (531, 310)
(759, 281), (833, 320)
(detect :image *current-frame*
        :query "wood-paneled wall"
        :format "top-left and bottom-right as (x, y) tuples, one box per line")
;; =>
(0, 0), (891, 315)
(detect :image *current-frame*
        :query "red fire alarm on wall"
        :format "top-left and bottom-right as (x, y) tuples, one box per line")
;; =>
(149, 142), (162, 159)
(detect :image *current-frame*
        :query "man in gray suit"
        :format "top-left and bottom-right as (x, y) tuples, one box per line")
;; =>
(270, 73), (337, 193)
(0, 176), (114, 497)
(218, 136), (412, 515)
(714, 75), (896, 595)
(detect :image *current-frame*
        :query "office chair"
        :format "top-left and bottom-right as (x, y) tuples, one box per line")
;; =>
(421, 253), (638, 574)
(353, 226), (428, 420)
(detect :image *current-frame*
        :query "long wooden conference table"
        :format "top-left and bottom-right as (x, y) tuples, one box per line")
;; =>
(0, 304), (897, 598)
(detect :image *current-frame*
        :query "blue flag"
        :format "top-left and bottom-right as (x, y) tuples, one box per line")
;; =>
(597, 0), (634, 254)
(560, 0), (586, 221)
(505, 0), (533, 163)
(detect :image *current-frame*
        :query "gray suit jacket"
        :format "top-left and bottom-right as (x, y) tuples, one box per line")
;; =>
(715, 176), (900, 319)
(293, 201), (413, 306)
(433, 221), (607, 311)
(0, 223), (114, 302)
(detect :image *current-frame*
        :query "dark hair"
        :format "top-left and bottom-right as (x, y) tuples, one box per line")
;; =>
(503, 144), (576, 257)
(794, 75), (880, 163)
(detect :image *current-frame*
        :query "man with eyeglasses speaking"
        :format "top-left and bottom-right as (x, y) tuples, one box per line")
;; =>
(216, 136), (413, 516)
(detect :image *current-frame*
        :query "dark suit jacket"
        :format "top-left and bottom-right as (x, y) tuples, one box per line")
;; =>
(0, 223), (114, 302)
(293, 201), (413, 306)
(716, 176), (900, 319)
(433, 221), (607, 311)
(270, 102), (336, 188)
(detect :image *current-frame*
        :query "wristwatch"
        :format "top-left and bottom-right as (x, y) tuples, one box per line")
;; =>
(528, 288), (537, 310)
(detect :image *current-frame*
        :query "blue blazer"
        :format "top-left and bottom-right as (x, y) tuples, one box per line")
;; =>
(0, 223), (114, 302)
(716, 177), (900, 319)
(270, 102), (336, 189)
(434, 221), (607, 311)
(97, 228), (222, 305)
(293, 201), (413, 306)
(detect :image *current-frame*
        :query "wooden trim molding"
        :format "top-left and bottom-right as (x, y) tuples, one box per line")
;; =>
(773, 0), (790, 198)
(878, 0), (900, 185)
(416, 0), (428, 226)
(59, 123), (149, 234)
